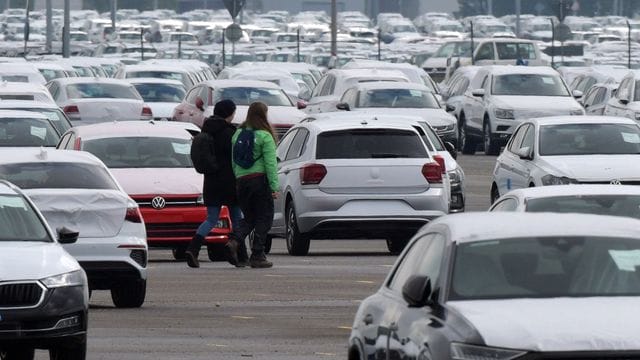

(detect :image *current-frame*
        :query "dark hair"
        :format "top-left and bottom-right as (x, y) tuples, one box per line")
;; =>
(241, 102), (276, 140)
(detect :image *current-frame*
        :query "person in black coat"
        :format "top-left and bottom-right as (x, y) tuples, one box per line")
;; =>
(186, 99), (243, 268)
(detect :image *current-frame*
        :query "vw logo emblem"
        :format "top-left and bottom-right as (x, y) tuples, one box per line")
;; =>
(610, 179), (623, 185)
(151, 196), (166, 210)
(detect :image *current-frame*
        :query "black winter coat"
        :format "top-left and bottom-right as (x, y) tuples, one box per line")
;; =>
(201, 116), (237, 206)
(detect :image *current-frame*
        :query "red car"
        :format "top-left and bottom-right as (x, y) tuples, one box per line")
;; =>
(57, 121), (232, 261)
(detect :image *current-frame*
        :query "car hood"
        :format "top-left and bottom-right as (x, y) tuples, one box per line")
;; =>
(0, 241), (80, 280)
(147, 102), (179, 118)
(449, 297), (640, 352)
(351, 108), (455, 126)
(491, 96), (581, 112)
(111, 167), (202, 196)
(539, 155), (640, 181)
(231, 105), (306, 127)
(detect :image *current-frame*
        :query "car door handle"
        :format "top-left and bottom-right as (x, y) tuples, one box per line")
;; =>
(363, 314), (373, 325)
(283, 169), (290, 175)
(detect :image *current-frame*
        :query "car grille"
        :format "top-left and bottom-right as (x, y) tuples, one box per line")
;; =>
(0, 282), (44, 308)
(133, 196), (199, 208)
(146, 221), (229, 238)
(579, 180), (640, 185)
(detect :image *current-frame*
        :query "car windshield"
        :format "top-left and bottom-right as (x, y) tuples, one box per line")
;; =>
(0, 162), (118, 189)
(83, 137), (193, 169)
(65, 83), (140, 100)
(215, 87), (292, 106)
(316, 129), (428, 159)
(539, 123), (640, 156)
(358, 89), (440, 108)
(0, 117), (60, 147)
(133, 83), (186, 103)
(526, 195), (640, 219)
(127, 71), (186, 83)
(0, 194), (51, 242)
(39, 69), (66, 82)
(450, 236), (640, 300)
(4, 108), (71, 134)
(496, 42), (536, 59)
(492, 74), (570, 96)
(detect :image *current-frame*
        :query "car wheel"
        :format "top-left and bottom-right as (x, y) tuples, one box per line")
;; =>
(459, 114), (476, 155)
(172, 245), (187, 261)
(249, 232), (273, 254)
(0, 348), (34, 360)
(49, 335), (86, 360)
(285, 203), (310, 256)
(111, 279), (146, 308)
(490, 183), (500, 204)
(386, 237), (409, 255)
(483, 120), (500, 156)
(207, 243), (227, 262)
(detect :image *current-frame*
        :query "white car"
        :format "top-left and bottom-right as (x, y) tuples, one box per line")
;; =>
(0, 63), (47, 85)
(128, 78), (186, 121)
(0, 100), (74, 135)
(114, 64), (198, 90)
(0, 180), (88, 359)
(604, 70), (640, 121)
(46, 78), (153, 123)
(491, 116), (640, 203)
(0, 81), (55, 104)
(460, 65), (584, 155)
(0, 148), (148, 308)
(0, 110), (62, 147)
(490, 185), (640, 217)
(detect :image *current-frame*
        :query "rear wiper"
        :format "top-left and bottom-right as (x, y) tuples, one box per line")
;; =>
(370, 153), (409, 158)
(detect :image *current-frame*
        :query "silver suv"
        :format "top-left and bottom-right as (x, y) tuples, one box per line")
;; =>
(270, 114), (450, 255)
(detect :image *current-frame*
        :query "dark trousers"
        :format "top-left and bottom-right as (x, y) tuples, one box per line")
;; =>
(232, 175), (274, 257)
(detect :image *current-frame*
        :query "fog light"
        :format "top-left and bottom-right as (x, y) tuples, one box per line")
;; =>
(54, 316), (80, 329)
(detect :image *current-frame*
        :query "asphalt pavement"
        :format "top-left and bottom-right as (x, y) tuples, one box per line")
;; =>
(35, 154), (497, 360)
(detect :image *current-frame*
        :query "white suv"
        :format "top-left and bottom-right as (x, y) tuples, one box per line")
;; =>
(0, 149), (148, 308)
(459, 65), (584, 155)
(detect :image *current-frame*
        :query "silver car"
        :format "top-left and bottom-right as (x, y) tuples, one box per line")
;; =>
(270, 115), (450, 256)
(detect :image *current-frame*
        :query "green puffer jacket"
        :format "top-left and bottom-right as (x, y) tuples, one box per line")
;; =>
(231, 128), (279, 192)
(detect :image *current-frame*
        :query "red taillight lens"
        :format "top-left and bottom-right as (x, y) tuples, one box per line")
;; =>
(141, 105), (153, 117)
(300, 164), (327, 185)
(73, 137), (82, 150)
(433, 155), (446, 174)
(422, 162), (442, 183)
(63, 105), (79, 114)
(125, 206), (143, 223)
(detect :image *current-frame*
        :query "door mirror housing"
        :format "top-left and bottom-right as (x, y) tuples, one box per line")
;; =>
(471, 88), (485, 97)
(619, 96), (630, 105)
(296, 100), (307, 110)
(195, 97), (205, 112)
(445, 104), (456, 112)
(336, 102), (351, 111)
(402, 275), (433, 307)
(445, 141), (457, 159)
(572, 90), (583, 99)
(515, 146), (533, 160)
(57, 227), (79, 244)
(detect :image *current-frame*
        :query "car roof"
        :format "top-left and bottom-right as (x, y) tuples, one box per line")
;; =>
(528, 116), (636, 126)
(126, 77), (185, 86)
(123, 64), (190, 73)
(429, 212), (640, 243)
(49, 77), (135, 86)
(349, 82), (429, 91)
(0, 109), (49, 119)
(0, 148), (104, 165)
(0, 82), (49, 92)
(300, 114), (425, 132)
(0, 100), (59, 109)
(200, 79), (282, 89)
(503, 184), (640, 199)
(328, 68), (409, 80)
(71, 120), (199, 139)
(481, 65), (558, 76)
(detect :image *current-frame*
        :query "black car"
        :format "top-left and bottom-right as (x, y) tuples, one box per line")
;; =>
(349, 212), (640, 360)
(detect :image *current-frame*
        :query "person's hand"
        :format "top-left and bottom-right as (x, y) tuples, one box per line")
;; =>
(272, 192), (279, 199)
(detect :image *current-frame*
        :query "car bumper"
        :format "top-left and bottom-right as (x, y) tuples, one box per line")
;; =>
(139, 205), (231, 246)
(0, 286), (87, 348)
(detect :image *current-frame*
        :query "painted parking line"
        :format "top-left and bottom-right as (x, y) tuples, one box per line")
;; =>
(356, 280), (376, 284)
(314, 352), (336, 356)
(207, 344), (228, 348)
(337, 326), (352, 330)
(231, 316), (256, 320)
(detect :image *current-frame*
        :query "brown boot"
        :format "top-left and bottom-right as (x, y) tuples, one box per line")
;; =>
(250, 253), (273, 268)
(185, 234), (204, 268)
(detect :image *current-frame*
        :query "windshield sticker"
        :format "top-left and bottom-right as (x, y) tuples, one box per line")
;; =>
(609, 250), (640, 272)
(409, 90), (422, 97)
(172, 142), (190, 154)
(267, 89), (281, 95)
(30, 126), (47, 139)
(0, 196), (27, 209)
(621, 132), (640, 144)
(541, 77), (555, 84)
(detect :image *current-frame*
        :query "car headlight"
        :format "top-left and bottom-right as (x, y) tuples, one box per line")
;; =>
(571, 109), (585, 116)
(494, 108), (514, 119)
(435, 124), (456, 132)
(541, 174), (578, 186)
(41, 270), (85, 288)
(451, 343), (527, 360)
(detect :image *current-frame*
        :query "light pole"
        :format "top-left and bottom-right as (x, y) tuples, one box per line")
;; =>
(45, 0), (52, 53)
(63, 0), (70, 58)
(330, 0), (337, 56)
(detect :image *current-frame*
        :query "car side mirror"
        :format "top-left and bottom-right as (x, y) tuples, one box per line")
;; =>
(471, 88), (485, 97)
(445, 104), (456, 112)
(336, 102), (351, 111)
(572, 90), (583, 99)
(402, 275), (433, 308)
(195, 97), (205, 112)
(57, 227), (79, 244)
(445, 141), (457, 159)
(620, 96), (630, 105)
(515, 146), (533, 160)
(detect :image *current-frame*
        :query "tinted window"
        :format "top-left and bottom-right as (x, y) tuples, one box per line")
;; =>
(491, 198), (518, 211)
(496, 42), (536, 60)
(83, 137), (193, 168)
(4, 108), (71, 134)
(285, 129), (308, 160)
(127, 71), (187, 84)
(214, 87), (292, 106)
(526, 195), (640, 219)
(0, 118), (60, 147)
(389, 233), (446, 292)
(133, 83), (186, 103)
(66, 83), (141, 100)
(450, 236), (640, 300)
(492, 74), (570, 96)
(539, 123), (640, 156)
(0, 94), (34, 101)
(0, 162), (117, 189)
(0, 195), (51, 242)
(316, 129), (428, 159)
(357, 89), (440, 109)
(419, 122), (445, 151)
(276, 129), (297, 161)
(475, 43), (495, 60)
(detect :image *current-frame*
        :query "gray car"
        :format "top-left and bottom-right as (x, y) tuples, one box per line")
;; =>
(269, 115), (450, 256)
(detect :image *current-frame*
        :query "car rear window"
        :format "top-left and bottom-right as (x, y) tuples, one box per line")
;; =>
(0, 94), (34, 100)
(0, 162), (118, 190)
(0, 117), (60, 147)
(83, 137), (193, 169)
(65, 83), (140, 100)
(316, 129), (428, 159)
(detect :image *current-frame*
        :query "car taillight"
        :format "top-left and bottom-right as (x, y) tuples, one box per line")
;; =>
(422, 162), (442, 183)
(73, 137), (81, 150)
(141, 105), (153, 119)
(63, 105), (80, 120)
(125, 205), (143, 223)
(433, 155), (446, 174)
(300, 164), (327, 185)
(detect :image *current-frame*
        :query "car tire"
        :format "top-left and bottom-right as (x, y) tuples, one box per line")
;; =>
(207, 243), (227, 262)
(0, 348), (34, 360)
(111, 279), (146, 308)
(172, 245), (187, 261)
(285, 203), (310, 256)
(490, 183), (500, 204)
(386, 237), (408, 255)
(483, 120), (500, 156)
(459, 114), (476, 155)
(49, 336), (86, 360)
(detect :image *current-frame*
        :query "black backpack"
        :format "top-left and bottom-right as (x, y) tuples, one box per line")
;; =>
(233, 128), (261, 169)
(190, 132), (218, 174)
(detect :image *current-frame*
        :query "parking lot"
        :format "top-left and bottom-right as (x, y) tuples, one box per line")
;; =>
(31, 155), (493, 360)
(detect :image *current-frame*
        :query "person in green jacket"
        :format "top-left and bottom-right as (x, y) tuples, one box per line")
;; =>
(227, 101), (279, 268)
